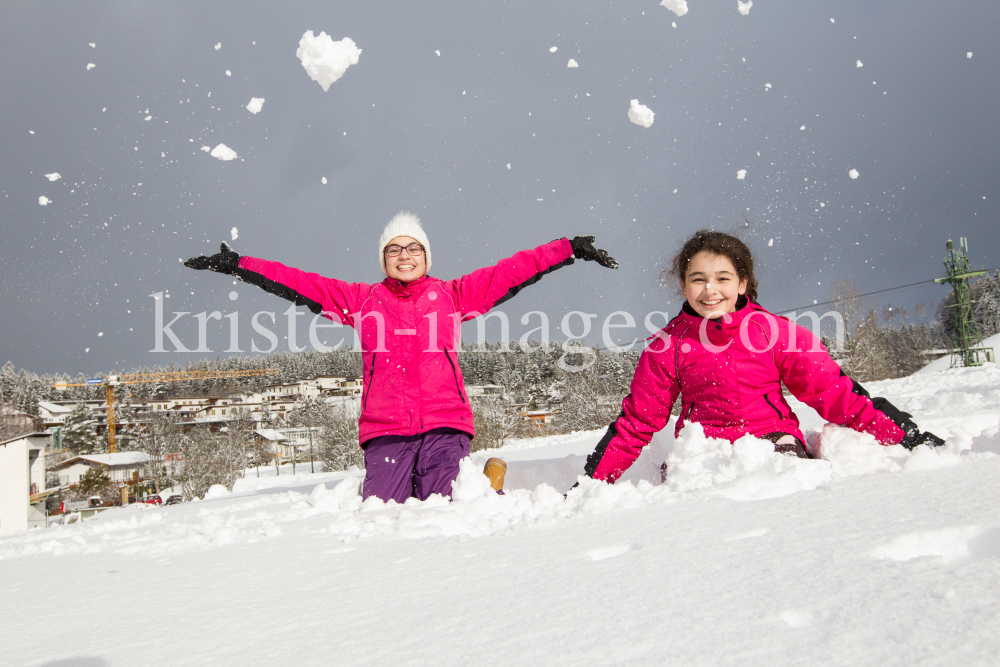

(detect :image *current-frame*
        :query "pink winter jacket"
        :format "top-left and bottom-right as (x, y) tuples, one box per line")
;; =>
(588, 300), (907, 483)
(235, 239), (575, 444)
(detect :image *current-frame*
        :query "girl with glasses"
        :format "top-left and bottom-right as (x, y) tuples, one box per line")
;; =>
(185, 211), (618, 502)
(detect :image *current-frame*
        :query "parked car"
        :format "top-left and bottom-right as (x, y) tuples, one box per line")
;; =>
(138, 495), (163, 505)
(164, 495), (183, 505)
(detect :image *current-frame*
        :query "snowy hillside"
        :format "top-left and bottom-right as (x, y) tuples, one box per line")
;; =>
(3, 365), (1000, 666)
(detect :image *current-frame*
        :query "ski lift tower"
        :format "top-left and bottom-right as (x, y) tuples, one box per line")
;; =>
(934, 238), (994, 368)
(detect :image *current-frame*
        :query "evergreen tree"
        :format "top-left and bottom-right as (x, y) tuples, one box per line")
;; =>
(62, 401), (103, 455)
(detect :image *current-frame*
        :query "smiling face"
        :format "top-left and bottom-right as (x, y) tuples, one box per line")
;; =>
(680, 251), (748, 319)
(383, 235), (427, 282)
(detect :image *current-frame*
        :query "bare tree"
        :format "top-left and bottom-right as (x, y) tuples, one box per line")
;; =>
(470, 394), (520, 452)
(318, 401), (364, 472)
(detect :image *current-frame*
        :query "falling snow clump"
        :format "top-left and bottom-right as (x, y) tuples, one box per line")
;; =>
(765, 82), (772, 91)
(661, 0), (688, 17)
(628, 99), (655, 128)
(86, 63), (96, 70)
(737, 1), (752, 16)
(321, 177), (328, 185)
(567, 59), (578, 68)
(214, 42), (221, 50)
(737, 169), (747, 180)
(231, 227), (239, 241)
(857, 60), (863, 68)
(38, 196), (50, 206)
(967, 52), (973, 59)
(768, 238), (774, 246)
(45, 173), (61, 182)
(200, 146), (211, 152)
(549, 46), (558, 53)
(849, 168), (860, 179)
(246, 97), (265, 114)
(210, 144), (238, 161)
(296, 31), (362, 92)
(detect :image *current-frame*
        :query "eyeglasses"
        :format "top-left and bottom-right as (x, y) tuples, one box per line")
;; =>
(384, 243), (425, 257)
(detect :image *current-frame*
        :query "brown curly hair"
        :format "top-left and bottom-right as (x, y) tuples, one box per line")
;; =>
(663, 230), (759, 303)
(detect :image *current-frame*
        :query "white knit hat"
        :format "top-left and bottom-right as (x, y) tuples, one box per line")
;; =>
(378, 211), (431, 275)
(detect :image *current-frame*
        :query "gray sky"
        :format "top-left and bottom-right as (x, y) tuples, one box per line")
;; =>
(2, 1), (998, 376)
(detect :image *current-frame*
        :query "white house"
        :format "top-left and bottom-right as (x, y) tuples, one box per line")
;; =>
(50, 452), (151, 487)
(0, 433), (49, 536)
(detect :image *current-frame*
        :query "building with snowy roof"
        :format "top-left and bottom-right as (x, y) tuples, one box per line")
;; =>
(49, 452), (151, 487)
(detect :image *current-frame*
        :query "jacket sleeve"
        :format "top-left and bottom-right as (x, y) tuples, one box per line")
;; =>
(586, 334), (680, 483)
(775, 321), (906, 445)
(442, 238), (575, 320)
(235, 256), (369, 325)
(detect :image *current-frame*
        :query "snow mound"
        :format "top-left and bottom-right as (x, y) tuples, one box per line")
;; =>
(661, 0), (688, 17)
(567, 58), (579, 68)
(628, 99), (655, 128)
(737, 1), (752, 16)
(296, 31), (361, 92)
(915, 331), (1000, 375)
(737, 169), (747, 180)
(663, 424), (833, 501)
(210, 144), (238, 161)
(246, 97), (265, 114)
(45, 173), (61, 182)
(872, 526), (984, 563)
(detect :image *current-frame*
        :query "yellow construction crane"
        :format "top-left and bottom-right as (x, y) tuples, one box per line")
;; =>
(54, 369), (280, 453)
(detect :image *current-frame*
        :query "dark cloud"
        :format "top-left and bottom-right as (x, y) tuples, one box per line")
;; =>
(1, 1), (998, 374)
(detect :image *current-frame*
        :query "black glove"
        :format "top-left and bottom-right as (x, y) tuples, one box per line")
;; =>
(570, 236), (619, 269)
(184, 243), (241, 275)
(899, 422), (945, 450)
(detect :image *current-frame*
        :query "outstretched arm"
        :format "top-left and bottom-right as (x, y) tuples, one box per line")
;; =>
(777, 323), (943, 448)
(184, 243), (367, 325)
(585, 335), (679, 483)
(446, 236), (618, 318)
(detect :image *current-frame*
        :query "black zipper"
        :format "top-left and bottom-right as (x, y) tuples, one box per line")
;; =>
(763, 393), (783, 419)
(363, 353), (377, 409)
(444, 349), (466, 404)
(684, 402), (695, 422)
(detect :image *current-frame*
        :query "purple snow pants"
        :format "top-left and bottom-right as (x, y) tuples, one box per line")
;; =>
(361, 428), (471, 503)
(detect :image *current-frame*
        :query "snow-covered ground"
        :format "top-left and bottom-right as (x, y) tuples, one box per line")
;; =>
(3, 364), (1000, 666)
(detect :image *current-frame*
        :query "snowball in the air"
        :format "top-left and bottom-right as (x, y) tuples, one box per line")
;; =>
(737, 169), (747, 180)
(201, 146), (211, 152)
(214, 42), (221, 50)
(830, 18), (835, 23)
(231, 227), (239, 241)
(800, 125), (806, 130)
(89, 42), (95, 48)
(507, 163), (511, 170)
(967, 52), (973, 59)
(225, 70), (231, 77)
(45, 173), (61, 182)
(768, 238), (774, 246)
(98, 332), (103, 337)
(856, 60), (863, 68)
(849, 168), (859, 179)
(661, 0), (688, 17)
(246, 97), (265, 114)
(435, 50), (441, 56)
(765, 82), (772, 91)
(297, 31), (362, 92)
(549, 46), (558, 53)
(321, 177), (328, 184)
(210, 144), (238, 161)
(38, 196), (51, 206)
(86, 63), (96, 70)
(567, 59), (579, 68)
(737, 1), (752, 16)
(628, 99), (655, 128)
